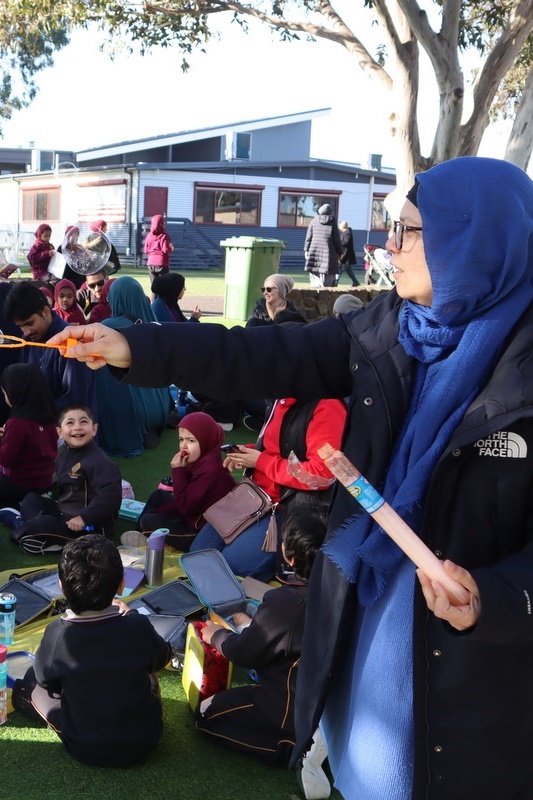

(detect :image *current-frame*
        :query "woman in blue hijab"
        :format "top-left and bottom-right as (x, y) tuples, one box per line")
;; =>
(95, 276), (171, 457)
(50, 158), (533, 797)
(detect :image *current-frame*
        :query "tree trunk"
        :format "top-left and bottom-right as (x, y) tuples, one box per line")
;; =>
(505, 66), (533, 169)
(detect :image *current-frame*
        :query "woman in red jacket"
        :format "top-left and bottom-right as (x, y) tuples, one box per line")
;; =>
(190, 397), (347, 579)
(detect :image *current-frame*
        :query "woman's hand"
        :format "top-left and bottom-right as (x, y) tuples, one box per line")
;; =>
(47, 323), (132, 370)
(223, 445), (261, 472)
(191, 304), (202, 320)
(417, 560), (481, 631)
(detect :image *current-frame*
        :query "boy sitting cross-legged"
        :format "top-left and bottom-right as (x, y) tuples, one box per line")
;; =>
(10, 403), (122, 554)
(13, 534), (172, 767)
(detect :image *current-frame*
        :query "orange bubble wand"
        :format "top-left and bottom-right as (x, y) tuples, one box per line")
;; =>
(318, 443), (469, 604)
(0, 333), (95, 358)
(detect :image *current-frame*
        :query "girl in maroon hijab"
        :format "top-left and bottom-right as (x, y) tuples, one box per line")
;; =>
(131, 412), (236, 551)
(27, 224), (55, 280)
(53, 279), (86, 325)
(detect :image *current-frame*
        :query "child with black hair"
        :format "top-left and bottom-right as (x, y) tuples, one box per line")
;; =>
(11, 403), (122, 554)
(4, 280), (96, 411)
(14, 534), (171, 767)
(196, 503), (328, 767)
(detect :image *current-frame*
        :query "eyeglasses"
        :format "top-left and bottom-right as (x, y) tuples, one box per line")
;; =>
(393, 220), (423, 250)
(261, 286), (275, 293)
(88, 279), (105, 289)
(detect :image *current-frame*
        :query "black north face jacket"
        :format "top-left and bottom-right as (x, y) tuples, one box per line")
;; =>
(119, 289), (533, 799)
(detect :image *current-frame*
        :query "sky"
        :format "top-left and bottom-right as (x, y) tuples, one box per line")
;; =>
(0, 6), (510, 170)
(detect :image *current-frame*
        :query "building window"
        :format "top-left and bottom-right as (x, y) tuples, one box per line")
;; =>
(278, 192), (339, 228)
(235, 133), (251, 160)
(22, 188), (60, 222)
(77, 180), (127, 224)
(371, 194), (392, 231)
(194, 185), (262, 225)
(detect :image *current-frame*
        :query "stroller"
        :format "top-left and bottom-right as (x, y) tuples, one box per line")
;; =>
(363, 244), (395, 287)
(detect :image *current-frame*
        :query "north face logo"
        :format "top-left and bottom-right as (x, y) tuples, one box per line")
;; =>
(474, 431), (527, 458)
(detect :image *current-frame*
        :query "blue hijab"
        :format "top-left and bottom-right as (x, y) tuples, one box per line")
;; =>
(107, 276), (155, 328)
(324, 157), (533, 604)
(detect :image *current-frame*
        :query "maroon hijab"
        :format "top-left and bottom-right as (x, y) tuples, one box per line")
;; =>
(178, 412), (225, 461)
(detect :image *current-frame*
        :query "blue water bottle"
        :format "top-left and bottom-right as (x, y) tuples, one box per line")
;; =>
(0, 592), (16, 646)
(0, 644), (7, 725)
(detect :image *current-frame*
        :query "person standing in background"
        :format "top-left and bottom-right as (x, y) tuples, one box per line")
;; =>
(304, 204), (342, 287)
(144, 215), (174, 286)
(338, 221), (360, 286)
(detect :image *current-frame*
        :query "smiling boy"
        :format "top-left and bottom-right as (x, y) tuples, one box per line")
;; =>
(11, 404), (122, 554)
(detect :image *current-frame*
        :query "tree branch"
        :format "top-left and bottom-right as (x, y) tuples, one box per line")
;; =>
(143, 0), (392, 88)
(460, 0), (533, 152)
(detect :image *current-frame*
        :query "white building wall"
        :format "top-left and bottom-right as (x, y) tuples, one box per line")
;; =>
(138, 169), (376, 229)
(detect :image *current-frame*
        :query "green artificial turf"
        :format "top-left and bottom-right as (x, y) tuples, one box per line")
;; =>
(0, 423), (341, 799)
(0, 271), (342, 799)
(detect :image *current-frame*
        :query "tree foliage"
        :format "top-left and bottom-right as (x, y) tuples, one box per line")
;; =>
(4, 0), (533, 189)
(0, 3), (71, 126)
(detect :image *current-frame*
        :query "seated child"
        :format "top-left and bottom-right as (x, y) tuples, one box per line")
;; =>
(11, 403), (122, 555)
(196, 503), (328, 767)
(13, 534), (171, 767)
(129, 412), (236, 551)
(53, 279), (86, 325)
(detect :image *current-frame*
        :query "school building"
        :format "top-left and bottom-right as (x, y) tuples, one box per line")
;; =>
(0, 108), (396, 271)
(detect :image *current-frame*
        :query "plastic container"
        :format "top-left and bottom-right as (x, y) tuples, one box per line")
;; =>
(0, 592), (17, 646)
(221, 237), (286, 321)
(145, 528), (169, 587)
(0, 644), (7, 725)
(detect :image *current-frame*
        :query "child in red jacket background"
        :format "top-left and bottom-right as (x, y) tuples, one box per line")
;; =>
(143, 214), (174, 285)
(27, 224), (55, 280)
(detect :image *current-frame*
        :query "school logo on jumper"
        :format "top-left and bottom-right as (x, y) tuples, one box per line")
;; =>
(68, 462), (83, 479)
(474, 431), (527, 458)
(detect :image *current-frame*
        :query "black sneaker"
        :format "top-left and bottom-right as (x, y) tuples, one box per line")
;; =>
(11, 679), (42, 722)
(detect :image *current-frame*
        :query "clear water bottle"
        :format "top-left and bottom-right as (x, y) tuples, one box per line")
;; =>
(0, 644), (7, 725)
(0, 592), (16, 646)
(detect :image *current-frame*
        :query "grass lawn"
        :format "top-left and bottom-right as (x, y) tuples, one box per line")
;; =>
(0, 270), (342, 798)
(1, 423), (344, 800)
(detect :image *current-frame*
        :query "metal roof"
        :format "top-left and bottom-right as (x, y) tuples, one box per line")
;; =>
(76, 108), (331, 162)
